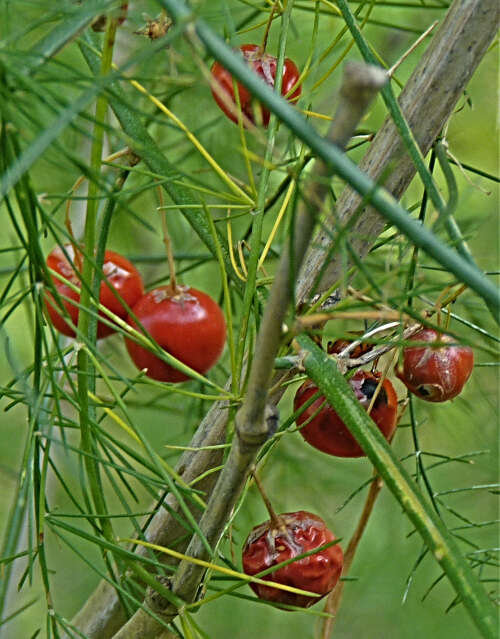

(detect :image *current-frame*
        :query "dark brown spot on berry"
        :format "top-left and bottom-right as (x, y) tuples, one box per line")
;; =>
(361, 377), (387, 407)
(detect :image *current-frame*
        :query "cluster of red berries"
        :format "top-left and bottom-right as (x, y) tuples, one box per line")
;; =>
(45, 41), (476, 614)
(294, 329), (474, 460)
(239, 328), (473, 609)
(44, 244), (226, 383)
(208, 44), (475, 609)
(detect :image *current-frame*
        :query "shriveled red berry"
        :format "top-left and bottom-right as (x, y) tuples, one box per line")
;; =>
(210, 44), (301, 126)
(242, 510), (343, 609)
(294, 370), (398, 458)
(125, 286), (226, 383)
(45, 244), (144, 339)
(396, 327), (474, 402)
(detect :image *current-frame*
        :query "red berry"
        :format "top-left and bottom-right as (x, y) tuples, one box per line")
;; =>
(242, 510), (343, 609)
(125, 286), (226, 383)
(396, 328), (474, 402)
(210, 44), (301, 126)
(45, 244), (144, 339)
(294, 371), (398, 458)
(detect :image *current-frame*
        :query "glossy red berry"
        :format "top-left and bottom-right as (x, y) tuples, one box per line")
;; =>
(396, 328), (474, 402)
(294, 371), (398, 458)
(242, 510), (343, 609)
(45, 244), (144, 339)
(125, 286), (226, 383)
(210, 44), (301, 126)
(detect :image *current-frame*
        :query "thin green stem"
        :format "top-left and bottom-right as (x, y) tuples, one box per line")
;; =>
(434, 139), (473, 263)
(405, 149), (436, 307)
(77, 16), (118, 549)
(204, 204), (238, 394)
(334, 0), (497, 324)
(78, 29), (245, 295)
(336, 0), (445, 212)
(0, 120), (55, 635)
(19, 1), (102, 77)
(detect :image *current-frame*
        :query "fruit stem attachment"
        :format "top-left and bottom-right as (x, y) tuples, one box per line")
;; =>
(321, 398), (408, 639)
(251, 469), (282, 529)
(157, 183), (178, 294)
(261, 2), (277, 53)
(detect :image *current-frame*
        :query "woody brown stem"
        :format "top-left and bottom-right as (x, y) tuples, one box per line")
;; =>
(157, 184), (178, 293)
(321, 473), (384, 639)
(297, 0), (499, 305)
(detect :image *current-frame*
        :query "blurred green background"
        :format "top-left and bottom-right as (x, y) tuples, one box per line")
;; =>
(0, 1), (498, 638)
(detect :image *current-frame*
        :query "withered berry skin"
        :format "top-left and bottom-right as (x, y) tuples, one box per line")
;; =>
(294, 371), (398, 458)
(242, 511), (343, 608)
(396, 328), (474, 402)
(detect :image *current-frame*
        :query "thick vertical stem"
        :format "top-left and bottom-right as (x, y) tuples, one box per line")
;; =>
(108, 62), (386, 639)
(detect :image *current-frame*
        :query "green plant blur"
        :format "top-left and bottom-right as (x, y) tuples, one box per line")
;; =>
(0, 1), (498, 638)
